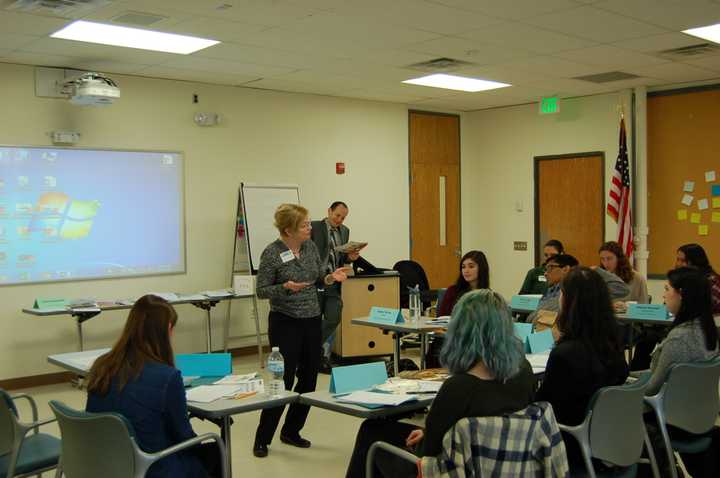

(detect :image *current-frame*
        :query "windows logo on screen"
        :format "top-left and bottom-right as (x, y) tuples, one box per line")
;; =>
(29, 192), (100, 240)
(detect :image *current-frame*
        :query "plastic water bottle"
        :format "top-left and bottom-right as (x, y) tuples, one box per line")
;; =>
(409, 284), (422, 322)
(266, 347), (285, 398)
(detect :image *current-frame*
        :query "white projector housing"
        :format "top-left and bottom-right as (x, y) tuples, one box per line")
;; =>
(62, 72), (120, 106)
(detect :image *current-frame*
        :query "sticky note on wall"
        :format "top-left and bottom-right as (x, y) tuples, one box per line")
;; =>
(684, 180), (695, 192)
(699, 225), (709, 236)
(712, 212), (720, 223)
(691, 213), (702, 224)
(707, 171), (717, 182)
(713, 185), (720, 196)
(682, 194), (694, 206)
(677, 209), (688, 220)
(698, 199), (710, 210)
(714, 198), (720, 208)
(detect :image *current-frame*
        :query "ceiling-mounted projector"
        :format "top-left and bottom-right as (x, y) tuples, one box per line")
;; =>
(61, 72), (120, 106)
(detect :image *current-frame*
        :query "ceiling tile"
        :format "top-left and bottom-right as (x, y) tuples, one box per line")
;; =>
(117, 0), (319, 27)
(17, 37), (181, 64)
(553, 45), (669, 68)
(0, 11), (69, 36)
(136, 65), (260, 85)
(455, 64), (555, 86)
(683, 55), (720, 71)
(523, 5), (668, 43)
(162, 56), (296, 77)
(612, 32), (711, 54)
(241, 78), (350, 96)
(405, 36), (533, 64)
(79, 2), (192, 27)
(70, 60), (152, 75)
(0, 50), (83, 68)
(195, 42), (336, 69)
(0, 33), (43, 50)
(426, 0), (580, 21)
(495, 55), (606, 78)
(625, 62), (720, 82)
(162, 17), (270, 43)
(458, 22), (598, 54)
(341, 89), (433, 103)
(594, 0), (720, 31)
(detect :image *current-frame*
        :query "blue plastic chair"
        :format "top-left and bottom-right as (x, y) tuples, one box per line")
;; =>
(643, 357), (720, 478)
(49, 400), (227, 478)
(0, 388), (60, 478)
(558, 374), (659, 478)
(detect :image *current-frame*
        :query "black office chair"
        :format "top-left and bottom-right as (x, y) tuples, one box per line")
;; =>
(392, 260), (437, 309)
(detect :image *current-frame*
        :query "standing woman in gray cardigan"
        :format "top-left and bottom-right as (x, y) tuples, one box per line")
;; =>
(253, 204), (349, 458)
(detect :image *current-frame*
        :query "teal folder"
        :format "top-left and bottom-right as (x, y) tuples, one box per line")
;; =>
(527, 329), (554, 354)
(627, 304), (669, 321)
(329, 362), (388, 394)
(176, 353), (232, 377)
(513, 323), (534, 352)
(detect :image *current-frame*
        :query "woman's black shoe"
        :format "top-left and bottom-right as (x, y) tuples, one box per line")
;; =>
(253, 443), (268, 457)
(280, 433), (312, 448)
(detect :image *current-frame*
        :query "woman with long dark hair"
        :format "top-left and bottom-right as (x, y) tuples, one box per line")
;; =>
(646, 267), (719, 394)
(536, 267), (629, 466)
(86, 295), (221, 478)
(676, 243), (720, 314)
(598, 241), (649, 303)
(437, 250), (489, 316)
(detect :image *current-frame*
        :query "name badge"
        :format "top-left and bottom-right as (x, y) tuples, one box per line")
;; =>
(538, 275), (547, 282)
(280, 250), (295, 263)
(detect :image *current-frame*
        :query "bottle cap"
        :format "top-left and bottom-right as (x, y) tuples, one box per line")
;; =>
(271, 346), (279, 352)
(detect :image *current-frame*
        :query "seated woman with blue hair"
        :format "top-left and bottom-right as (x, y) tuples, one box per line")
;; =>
(345, 289), (537, 478)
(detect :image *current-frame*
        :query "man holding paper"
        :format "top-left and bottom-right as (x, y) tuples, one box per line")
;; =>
(311, 201), (366, 371)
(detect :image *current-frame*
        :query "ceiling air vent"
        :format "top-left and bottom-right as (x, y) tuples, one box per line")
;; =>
(111, 11), (166, 26)
(658, 43), (720, 59)
(407, 57), (475, 72)
(573, 71), (641, 83)
(4, 0), (111, 17)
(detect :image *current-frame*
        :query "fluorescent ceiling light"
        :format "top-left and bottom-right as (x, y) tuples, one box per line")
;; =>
(683, 23), (720, 44)
(402, 73), (510, 92)
(51, 20), (219, 55)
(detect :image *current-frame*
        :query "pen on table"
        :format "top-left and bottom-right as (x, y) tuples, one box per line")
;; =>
(232, 391), (257, 400)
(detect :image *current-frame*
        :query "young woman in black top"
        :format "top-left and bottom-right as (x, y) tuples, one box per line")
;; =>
(345, 289), (536, 478)
(536, 266), (629, 467)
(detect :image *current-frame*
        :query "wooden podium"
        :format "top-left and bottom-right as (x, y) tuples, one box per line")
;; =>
(334, 273), (398, 358)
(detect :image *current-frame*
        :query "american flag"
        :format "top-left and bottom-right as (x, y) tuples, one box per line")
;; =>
(607, 118), (633, 258)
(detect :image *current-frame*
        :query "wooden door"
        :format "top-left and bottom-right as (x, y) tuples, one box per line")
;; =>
(409, 111), (461, 289)
(535, 153), (605, 266)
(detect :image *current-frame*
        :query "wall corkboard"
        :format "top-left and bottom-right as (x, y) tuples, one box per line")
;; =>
(648, 87), (720, 277)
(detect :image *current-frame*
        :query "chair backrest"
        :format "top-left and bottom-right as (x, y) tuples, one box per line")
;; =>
(662, 357), (720, 434)
(586, 375), (649, 466)
(49, 400), (138, 478)
(0, 389), (18, 457)
(393, 260), (432, 308)
(421, 402), (569, 477)
(435, 288), (447, 315)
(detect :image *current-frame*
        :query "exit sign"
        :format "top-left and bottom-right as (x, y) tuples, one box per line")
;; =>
(539, 96), (560, 114)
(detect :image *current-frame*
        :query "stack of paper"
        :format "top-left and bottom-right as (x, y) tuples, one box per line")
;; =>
(336, 391), (418, 407)
(214, 373), (259, 385)
(185, 380), (265, 403)
(526, 352), (550, 373)
(202, 289), (235, 298)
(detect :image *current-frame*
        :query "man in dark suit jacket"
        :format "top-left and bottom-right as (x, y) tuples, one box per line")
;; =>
(311, 201), (360, 370)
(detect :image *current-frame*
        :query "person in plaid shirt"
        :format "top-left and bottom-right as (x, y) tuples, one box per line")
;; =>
(345, 290), (537, 478)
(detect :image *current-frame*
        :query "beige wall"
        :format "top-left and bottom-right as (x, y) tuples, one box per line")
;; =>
(460, 92), (664, 300)
(0, 62), (410, 379)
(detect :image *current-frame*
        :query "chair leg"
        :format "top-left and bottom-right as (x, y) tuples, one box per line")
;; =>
(644, 429), (661, 478)
(655, 421), (678, 478)
(54, 459), (63, 478)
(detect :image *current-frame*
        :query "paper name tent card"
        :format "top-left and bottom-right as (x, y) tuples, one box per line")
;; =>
(34, 297), (68, 309)
(176, 353), (232, 377)
(368, 306), (403, 325)
(527, 329), (554, 354)
(627, 304), (669, 321)
(510, 295), (541, 311)
(330, 362), (388, 394)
